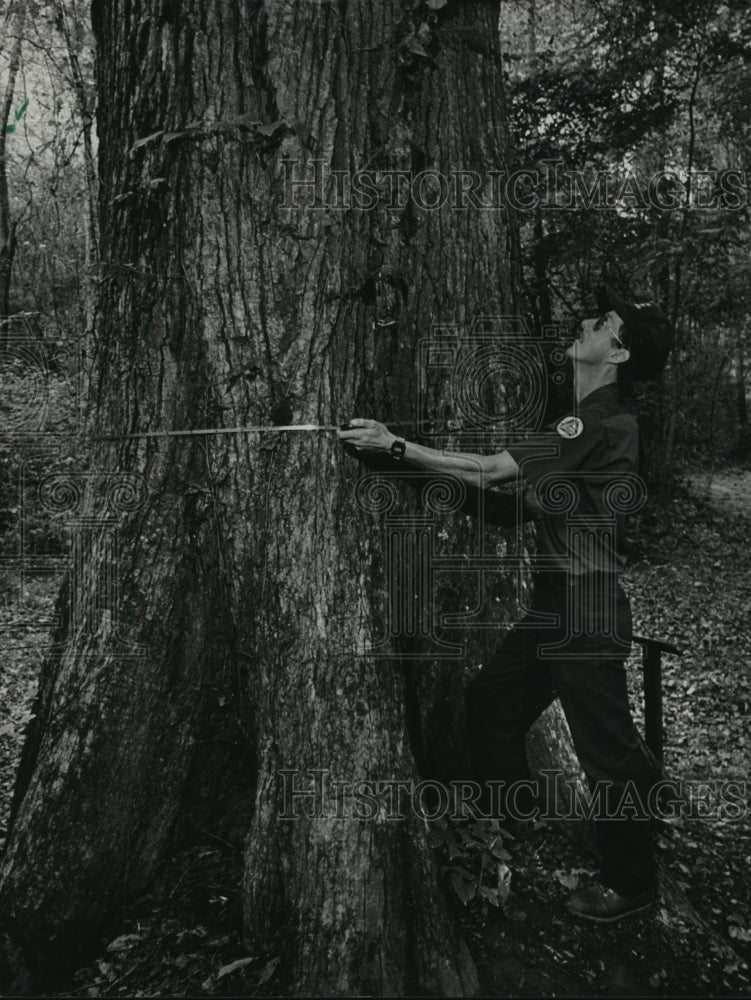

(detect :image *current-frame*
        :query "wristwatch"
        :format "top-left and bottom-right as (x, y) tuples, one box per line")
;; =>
(390, 437), (406, 461)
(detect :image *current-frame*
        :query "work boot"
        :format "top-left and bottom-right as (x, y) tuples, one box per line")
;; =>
(565, 882), (656, 923)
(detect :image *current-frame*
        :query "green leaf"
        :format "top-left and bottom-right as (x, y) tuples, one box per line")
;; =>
(15, 97), (29, 121)
(489, 843), (511, 862)
(450, 870), (476, 905)
(478, 885), (501, 906)
(496, 862), (511, 903)
(4, 124), (16, 134)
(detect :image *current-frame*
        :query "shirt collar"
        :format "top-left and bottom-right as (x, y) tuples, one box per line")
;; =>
(579, 382), (633, 415)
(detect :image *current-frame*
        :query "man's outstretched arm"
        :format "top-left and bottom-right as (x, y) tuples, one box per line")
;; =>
(337, 418), (519, 488)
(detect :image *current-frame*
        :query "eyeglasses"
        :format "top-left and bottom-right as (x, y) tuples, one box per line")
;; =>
(593, 313), (626, 348)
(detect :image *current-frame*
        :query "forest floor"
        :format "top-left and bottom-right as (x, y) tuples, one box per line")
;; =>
(0, 466), (750, 998)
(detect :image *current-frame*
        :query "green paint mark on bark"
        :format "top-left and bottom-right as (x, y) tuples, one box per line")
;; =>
(5, 97), (30, 134)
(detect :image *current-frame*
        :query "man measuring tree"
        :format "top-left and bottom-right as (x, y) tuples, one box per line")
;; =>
(338, 284), (674, 923)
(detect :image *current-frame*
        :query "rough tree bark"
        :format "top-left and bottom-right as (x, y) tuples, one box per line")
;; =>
(0, 1), (551, 995)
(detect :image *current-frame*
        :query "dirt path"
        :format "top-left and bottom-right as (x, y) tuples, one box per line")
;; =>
(687, 468), (751, 519)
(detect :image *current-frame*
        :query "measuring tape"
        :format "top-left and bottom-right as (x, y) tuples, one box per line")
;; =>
(94, 422), (413, 441)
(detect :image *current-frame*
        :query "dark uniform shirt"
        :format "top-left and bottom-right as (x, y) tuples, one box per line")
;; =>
(505, 383), (641, 657)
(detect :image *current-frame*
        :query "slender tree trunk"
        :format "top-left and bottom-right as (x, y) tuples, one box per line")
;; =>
(0, 0), (26, 323)
(52, 0), (99, 268)
(523, 1), (552, 336)
(527, 0), (537, 74)
(50, 0), (99, 391)
(0, 1), (532, 995)
(737, 331), (748, 427)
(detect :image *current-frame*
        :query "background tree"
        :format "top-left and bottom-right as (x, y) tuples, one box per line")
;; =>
(500, 0), (751, 489)
(0, 0), (97, 340)
(0, 0), (27, 321)
(0, 0), (96, 637)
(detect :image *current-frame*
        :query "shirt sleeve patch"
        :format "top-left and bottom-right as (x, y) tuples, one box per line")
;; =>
(556, 416), (584, 439)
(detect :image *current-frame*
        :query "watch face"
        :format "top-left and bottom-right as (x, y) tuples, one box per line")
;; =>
(391, 439), (406, 460)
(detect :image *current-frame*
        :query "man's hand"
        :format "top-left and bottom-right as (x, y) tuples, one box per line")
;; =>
(336, 418), (520, 488)
(337, 418), (396, 454)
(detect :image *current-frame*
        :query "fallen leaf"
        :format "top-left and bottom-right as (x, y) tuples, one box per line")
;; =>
(217, 956), (256, 979)
(258, 956), (281, 986)
(553, 869), (580, 890)
(106, 933), (143, 952)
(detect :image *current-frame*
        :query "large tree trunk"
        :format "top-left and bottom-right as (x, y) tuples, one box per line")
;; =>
(0, 1), (530, 995)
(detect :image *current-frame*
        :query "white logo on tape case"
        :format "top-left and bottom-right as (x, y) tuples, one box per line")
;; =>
(556, 416), (584, 439)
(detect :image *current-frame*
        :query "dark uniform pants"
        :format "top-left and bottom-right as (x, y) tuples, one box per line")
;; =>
(465, 578), (657, 896)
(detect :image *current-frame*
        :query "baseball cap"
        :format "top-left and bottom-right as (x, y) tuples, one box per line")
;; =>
(597, 284), (674, 381)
